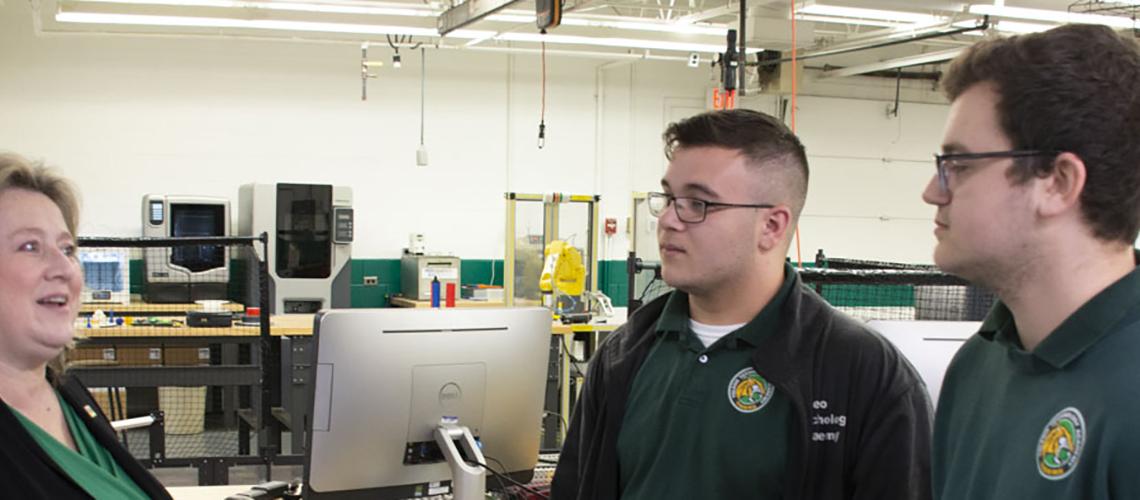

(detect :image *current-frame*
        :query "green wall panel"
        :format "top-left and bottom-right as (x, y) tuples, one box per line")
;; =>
(125, 257), (920, 310)
(460, 259), (505, 287)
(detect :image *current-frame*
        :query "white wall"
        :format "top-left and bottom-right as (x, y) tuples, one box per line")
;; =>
(0, 0), (950, 264)
(795, 94), (948, 264)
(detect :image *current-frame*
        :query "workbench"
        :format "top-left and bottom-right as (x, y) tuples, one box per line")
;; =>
(71, 308), (620, 462)
(389, 296), (506, 308)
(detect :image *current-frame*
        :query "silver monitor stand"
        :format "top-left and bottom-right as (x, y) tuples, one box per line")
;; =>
(434, 418), (486, 500)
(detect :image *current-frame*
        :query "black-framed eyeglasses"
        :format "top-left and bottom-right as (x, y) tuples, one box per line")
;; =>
(647, 192), (774, 224)
(933, 149), (1059, 194)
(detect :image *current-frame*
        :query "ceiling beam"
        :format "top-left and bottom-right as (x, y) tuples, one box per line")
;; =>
(818, 48), (961, 78)
(674, 3), (736, 24)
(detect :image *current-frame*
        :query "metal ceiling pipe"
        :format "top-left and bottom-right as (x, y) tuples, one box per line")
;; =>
(755, 16), (989, 67)
(815, 48), (962, 79)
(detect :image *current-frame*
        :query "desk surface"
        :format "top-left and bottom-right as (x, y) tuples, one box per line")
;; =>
(74, 314), (315, 338)
(551, 322), (621, 335)
(74, 313), (621, 339)
(80, 302), (246, 314)
(167, 485), (253, 500)
(389, 296), (506, 309)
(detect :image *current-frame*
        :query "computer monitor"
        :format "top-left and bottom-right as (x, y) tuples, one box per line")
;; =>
(303, 307), (552, 499)
(78, 248), (131, 304)
(866, 320), (978, 405)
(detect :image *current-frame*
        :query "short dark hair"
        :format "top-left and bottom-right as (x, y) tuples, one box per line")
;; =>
(663, 109), (809, 216)
(941, 24), (1140, 244)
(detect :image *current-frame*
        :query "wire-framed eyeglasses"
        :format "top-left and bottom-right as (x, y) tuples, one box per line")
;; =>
(647, 192), (774, 224)
(933, 149), (1059, 194)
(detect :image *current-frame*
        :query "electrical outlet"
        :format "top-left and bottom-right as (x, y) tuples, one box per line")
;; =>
(364, 276), (379, 286)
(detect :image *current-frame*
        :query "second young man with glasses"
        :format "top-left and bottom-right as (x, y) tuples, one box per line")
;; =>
(552, 109), (932, 500)
(927, 24), (1140, 499)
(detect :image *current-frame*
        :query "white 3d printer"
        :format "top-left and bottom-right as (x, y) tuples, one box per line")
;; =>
(239, 183), (353, 314)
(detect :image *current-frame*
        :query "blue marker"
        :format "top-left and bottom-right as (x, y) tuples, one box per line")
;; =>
(431, 276), (441, 308)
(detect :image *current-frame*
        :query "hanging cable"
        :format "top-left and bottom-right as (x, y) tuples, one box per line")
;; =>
(415, 47), (430, 166)
(361, 42), (369, 101)
(538, 34), (547, 149)
(420, 47), (426, 147)
(386, 34), (422, 51)
(387, 35), (423, 69)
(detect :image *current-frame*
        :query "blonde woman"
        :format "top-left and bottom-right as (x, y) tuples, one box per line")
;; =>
(0, 153), (171, 499)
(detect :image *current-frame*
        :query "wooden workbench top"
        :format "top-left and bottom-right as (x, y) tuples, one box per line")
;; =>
(389, 296), (507, 309)
(72, 313), (622, 338)
(79, 302), (246, 314)
(73, 314), (314, 338)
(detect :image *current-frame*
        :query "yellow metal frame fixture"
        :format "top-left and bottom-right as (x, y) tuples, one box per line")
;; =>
(629, 191), (649, 256)
(503, 192), (601, 308)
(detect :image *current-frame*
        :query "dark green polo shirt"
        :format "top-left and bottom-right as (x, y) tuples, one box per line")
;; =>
(617, 264), (796, 500)
(933, 255), (1140, 500)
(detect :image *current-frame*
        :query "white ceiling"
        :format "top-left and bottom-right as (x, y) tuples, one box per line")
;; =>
(29, 0), (1140, 71)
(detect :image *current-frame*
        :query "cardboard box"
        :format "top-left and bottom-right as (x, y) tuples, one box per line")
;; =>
(164, 346), (211, 366)
(67, 346), (118, 367)
(118, 346), (162, 366)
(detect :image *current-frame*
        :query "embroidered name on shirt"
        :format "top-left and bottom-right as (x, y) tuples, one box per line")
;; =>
(810, 400), (846, 443)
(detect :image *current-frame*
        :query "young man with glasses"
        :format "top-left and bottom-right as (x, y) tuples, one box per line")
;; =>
(926, 25), (1140, 499)
(552, 109), (932, 500)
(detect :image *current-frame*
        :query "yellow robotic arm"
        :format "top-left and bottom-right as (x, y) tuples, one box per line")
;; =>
(539, 240), (586, 297)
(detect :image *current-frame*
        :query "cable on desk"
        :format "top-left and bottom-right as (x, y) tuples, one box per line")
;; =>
(479, 456), (550, 500)
(485, 454), (509, 496)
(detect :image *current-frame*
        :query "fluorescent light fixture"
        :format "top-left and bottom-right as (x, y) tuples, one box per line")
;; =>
(560, 17), (727, 35)
(444, 12), (727, 35)
(674, 4), (737, 25)
(70, 0), (729, 35)
(484, 13), (534, 23)
(495, 31), (761, 53)
(799, 4), (945, 25)
(55, 12), (488, 37)
(55, 11), (738, 53)
(464, 32), (497, 46)
(68, 0), (438, 16)
(796, 14), (903, 29)
(800, 18), (975, 55)
(991, 21), (1054, 34)
(952, 19), (1052, 35)
(968, 4), (1138, 29)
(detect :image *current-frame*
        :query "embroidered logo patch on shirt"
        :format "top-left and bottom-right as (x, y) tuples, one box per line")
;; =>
(727, 367), (774, 414)
(1036, 407), (1085, 480)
